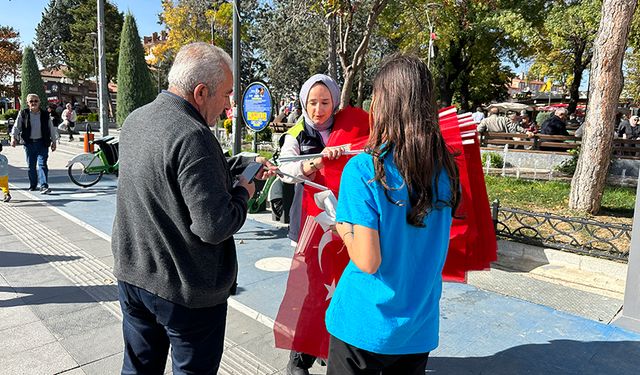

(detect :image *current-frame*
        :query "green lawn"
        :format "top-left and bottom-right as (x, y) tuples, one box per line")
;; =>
(484, 175), (636, 224)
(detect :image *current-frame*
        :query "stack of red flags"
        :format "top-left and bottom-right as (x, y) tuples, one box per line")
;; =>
(438, 106), (497, 282)
(274, 106), (497, 358)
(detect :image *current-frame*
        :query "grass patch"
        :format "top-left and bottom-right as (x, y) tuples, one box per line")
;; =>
(484, 175), (636, 225)
(240, 147), (274, 161)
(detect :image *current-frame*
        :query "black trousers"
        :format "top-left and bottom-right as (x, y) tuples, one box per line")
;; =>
(327, 335), (429, 375)
(118, 281), (227, 375)
(68, 121), (75, 139)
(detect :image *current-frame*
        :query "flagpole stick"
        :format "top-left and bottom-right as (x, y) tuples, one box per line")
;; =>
(278, 150), (364, 163)
(276, 170), (330, 191)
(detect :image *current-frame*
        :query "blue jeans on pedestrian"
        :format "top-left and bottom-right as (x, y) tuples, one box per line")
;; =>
(117, 281), (227, 375)
(24, 140), (49, 189)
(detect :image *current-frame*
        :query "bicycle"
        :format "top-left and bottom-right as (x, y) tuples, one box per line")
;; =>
(66, 135), (119, 187)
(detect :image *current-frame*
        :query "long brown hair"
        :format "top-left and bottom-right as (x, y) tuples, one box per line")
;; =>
(367, 54), (460, 227)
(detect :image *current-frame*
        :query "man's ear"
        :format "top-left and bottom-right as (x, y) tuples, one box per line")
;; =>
(193, 83), (208, 106)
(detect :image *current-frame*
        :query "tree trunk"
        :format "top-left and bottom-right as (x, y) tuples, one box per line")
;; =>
(337, 0), (388, 109)
(327, 15), (338, 81)
(459, 76), (470, 112)
(439, 74), (454, 107)
(341, 68), (355, 108)
(569, 0), (637, 214)
(356, 64), (365, 108)
(459, 62), (473, 112)
(567, 42), (588, 115)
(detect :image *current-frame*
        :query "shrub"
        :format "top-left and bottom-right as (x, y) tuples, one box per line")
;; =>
(244, 132), (253, 143)
(223, 118), (232, 134)
(481, 152), (504, 168)
(87, 113), (99, 122)
(256, 126), (272, 142)
(0, 109), (19, 120)
(535, 111), (552, 126)
(362, 99), (372, 112)
(76, 114), (88, 123)
(555, 148), (580, 176)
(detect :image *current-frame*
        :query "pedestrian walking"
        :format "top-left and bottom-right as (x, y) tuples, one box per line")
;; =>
(0, 143), (10, 202)
(10, 93), (59, 194)
(61, 103), (77, 141)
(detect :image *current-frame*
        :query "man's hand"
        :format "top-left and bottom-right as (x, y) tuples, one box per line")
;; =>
(51, 142), (57, 152)
(236, 175), (256, 197)
(254, 156), (277, 180)
(10, 138), (17, 147)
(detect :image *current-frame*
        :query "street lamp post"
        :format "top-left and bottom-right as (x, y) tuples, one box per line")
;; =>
(232, 0), (242, 155)
(88, 32), (98, 110)
(97, 0), (109, 137)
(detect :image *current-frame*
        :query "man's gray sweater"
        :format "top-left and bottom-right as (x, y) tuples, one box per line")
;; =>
(112, 92), (249, 308)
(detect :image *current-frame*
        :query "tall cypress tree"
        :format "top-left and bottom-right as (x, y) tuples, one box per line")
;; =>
(116, 13), (156, 125)
(20, 47), (47, 110)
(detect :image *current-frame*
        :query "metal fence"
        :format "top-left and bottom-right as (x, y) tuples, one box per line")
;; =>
(491, 200), (632, 261)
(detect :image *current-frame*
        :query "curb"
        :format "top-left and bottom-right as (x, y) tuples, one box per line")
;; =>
(497, 239), (627, 282)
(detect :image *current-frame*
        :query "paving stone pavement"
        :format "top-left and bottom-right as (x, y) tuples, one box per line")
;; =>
(0, 192), (287, 375)
(1, 142), (640, 374)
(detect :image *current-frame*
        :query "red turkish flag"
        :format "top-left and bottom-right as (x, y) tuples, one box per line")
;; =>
(439, 107), (497, 281)
(274, 107), (370, 359)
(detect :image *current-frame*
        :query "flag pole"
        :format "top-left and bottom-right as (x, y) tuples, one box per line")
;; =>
(276, 170), (329, 191)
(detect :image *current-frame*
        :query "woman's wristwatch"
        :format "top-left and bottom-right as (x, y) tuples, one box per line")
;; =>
(309, 160), (318, 171)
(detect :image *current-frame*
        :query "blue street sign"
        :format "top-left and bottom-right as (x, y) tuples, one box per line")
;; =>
(242, 82), (272, 132)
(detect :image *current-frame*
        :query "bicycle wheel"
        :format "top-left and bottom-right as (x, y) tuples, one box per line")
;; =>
(68, 162), (104, 187)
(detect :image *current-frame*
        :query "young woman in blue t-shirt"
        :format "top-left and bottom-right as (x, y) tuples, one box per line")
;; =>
(326, 54), (461, 374)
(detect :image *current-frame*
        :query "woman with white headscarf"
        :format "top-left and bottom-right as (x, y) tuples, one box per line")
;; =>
(278, 74), (344, 374)
(279, 74), (345, 240)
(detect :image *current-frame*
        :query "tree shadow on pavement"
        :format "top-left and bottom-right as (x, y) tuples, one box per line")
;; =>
(0, 284), (118, 307)
(428, 339), (640, 374)
(0, 250), (80, 267)
(235, 227), (289, 241)
(9, 198), (100, 207)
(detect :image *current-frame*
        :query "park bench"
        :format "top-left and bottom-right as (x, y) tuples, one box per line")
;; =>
(479, 131), (640, 159)
(270, 121), (293, 133)
(612, 138), (640, 160)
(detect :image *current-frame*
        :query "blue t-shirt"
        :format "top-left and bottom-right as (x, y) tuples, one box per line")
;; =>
(325, 152), (453, 355)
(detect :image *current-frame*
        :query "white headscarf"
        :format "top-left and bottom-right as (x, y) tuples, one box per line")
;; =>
(299, 74), (341, 131)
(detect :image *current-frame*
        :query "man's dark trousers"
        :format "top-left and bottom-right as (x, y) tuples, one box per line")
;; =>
(118, 281), (227, 375)
(24, 140), (49, 189)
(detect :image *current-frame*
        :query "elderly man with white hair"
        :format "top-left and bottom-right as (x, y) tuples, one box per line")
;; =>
(10, 93), (59, 194)
(540, 107), (570, 136)
(477, 107), (517, 133)
(112, 42), (273, 374)
(617, 115), (640, 140)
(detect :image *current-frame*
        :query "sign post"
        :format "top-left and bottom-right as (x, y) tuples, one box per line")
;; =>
(241, 82), (273, 154)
